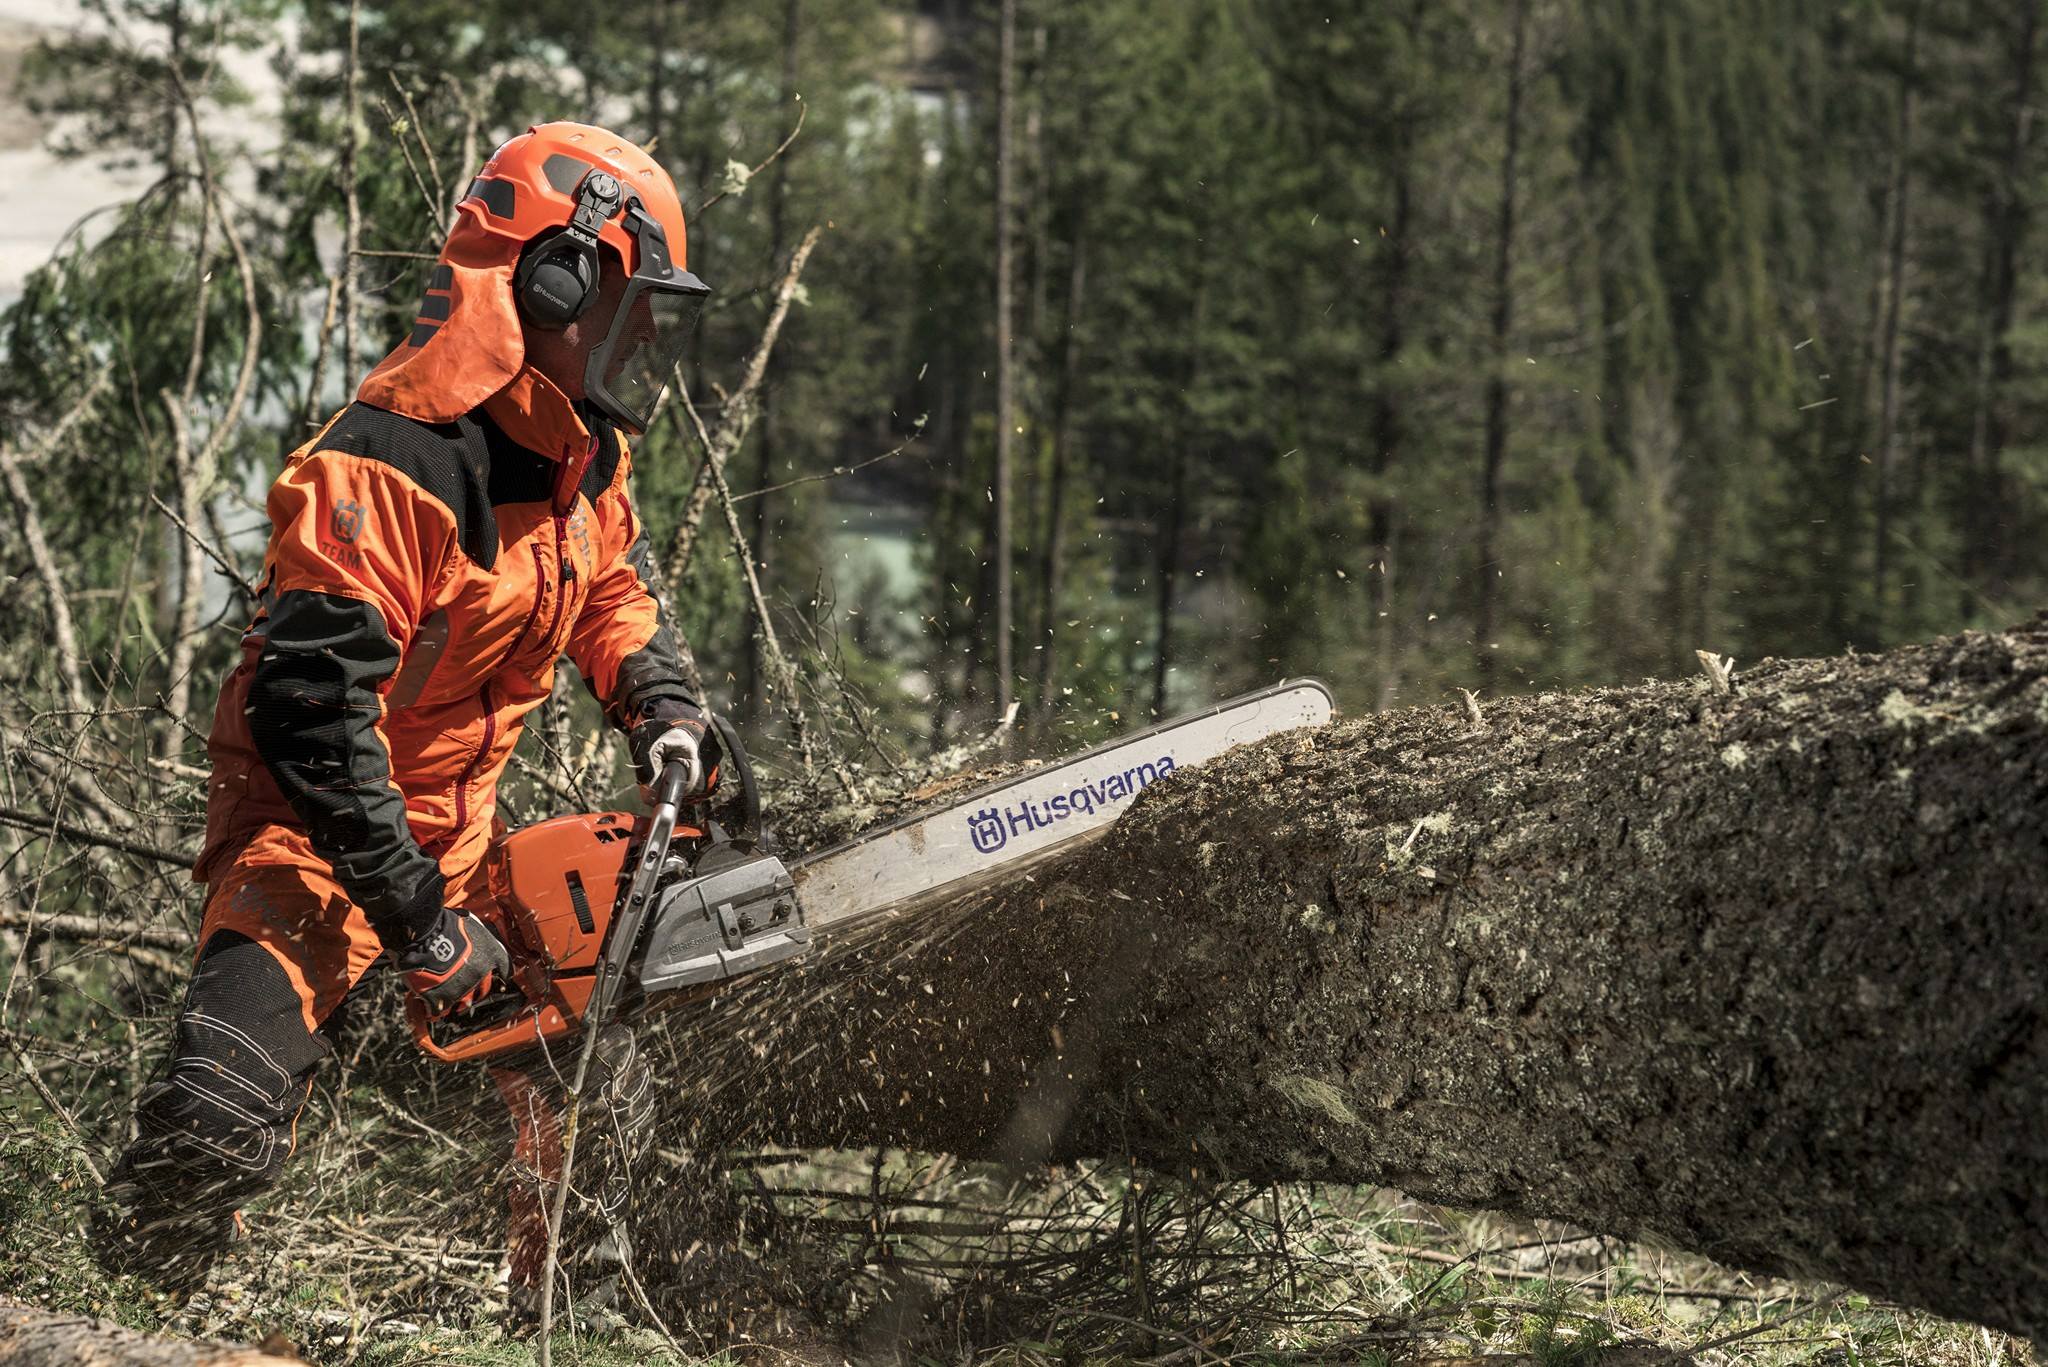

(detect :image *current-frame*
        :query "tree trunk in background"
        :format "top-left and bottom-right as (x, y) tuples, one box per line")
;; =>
(340, 0), (362, 396)
(928, 455), (964, 747)
(1149, 449), (1188, 718)
(1964, 0), (2042, 601)
(1474, 0), (1527, 693)
(745, 0), (803, 720)
(992, 0), (1018, 721)
(1369, 111), (1415, 711)
(1034, 223), (1086, 729)
(657, 616), (2048, 1347)
(646, 0), (671, 147)
(0, 1300), (296, 1366)
(1872, 0), (1922, 638)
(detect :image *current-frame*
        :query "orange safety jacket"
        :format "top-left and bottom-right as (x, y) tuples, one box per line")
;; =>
(195, 372), (696, 950)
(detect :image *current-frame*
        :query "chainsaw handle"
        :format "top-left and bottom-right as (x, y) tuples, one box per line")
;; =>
(707, 711), (762, 843)
(655, 758), (690, 813)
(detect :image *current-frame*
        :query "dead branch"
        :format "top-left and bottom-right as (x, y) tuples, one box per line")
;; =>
(377, 89), (448, 239)
(663, 225), (825, 584)
(0, 906), (191, 952)
(150, 492), (257, 604)
(677, 375), (856, 798)
(389, 73), (447, 232)
(0, 1034), (104, 1183)
(733, 427), (925, 503)
(160, 66), (263, 757)
(693, 97), (807, 216)
(0, 803), (193, 867)
(301, 274), (343, 431)
(0, 372), (111, 716)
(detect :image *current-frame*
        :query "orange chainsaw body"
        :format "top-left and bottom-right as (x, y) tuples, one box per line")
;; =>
(406, 811), (706, 1064)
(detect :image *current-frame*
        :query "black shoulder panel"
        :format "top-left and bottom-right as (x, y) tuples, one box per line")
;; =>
(314, 402), (499, 569)
(580, 419), (625, 504)
(479, 417), (556, 507)
(468, 406), (626, 510)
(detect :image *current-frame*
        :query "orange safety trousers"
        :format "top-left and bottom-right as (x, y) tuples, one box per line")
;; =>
(199, 831), (494, 1036)
(188, 835), (649, 1293)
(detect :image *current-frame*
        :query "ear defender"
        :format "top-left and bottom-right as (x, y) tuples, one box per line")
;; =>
(513, 169), (625, 329)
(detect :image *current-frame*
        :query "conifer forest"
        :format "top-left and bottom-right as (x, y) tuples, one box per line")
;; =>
(1, 1), (2046, 1363)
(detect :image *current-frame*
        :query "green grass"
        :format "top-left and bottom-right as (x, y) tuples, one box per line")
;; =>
(2, 1105), (2037, 1365)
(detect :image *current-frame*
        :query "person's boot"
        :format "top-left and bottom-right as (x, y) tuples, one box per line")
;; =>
(90, 1158), (241, 1296)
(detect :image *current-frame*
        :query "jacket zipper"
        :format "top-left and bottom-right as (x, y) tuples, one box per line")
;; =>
(447, 436), (594, 838)
(452, 683), (497, 831)
(507, 543), (552, 657)
(540, 434), (594, 654)
(539, 514), (576, 652)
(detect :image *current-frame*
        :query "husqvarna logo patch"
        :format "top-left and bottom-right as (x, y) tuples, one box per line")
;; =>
(321, 498), (368, 569)
(330, 499), (366, 543)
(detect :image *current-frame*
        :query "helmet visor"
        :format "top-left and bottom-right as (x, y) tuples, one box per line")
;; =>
(585, 273), (706, 433)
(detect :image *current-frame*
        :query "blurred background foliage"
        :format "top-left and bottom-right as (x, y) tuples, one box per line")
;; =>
(5, 0), (2044, 768)
(3, 3), (2045, 1359)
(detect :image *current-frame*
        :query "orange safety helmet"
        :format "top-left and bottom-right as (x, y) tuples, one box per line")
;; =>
(360, 122), (709, 436)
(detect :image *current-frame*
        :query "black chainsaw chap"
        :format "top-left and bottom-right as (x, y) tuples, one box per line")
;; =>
(96, 930), (333, 1278)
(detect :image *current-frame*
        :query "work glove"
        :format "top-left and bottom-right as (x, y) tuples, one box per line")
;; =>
(396, 907), (510, 1017)
(629, 704), (721, 800)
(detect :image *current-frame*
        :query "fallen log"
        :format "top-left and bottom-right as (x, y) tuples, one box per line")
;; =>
(0, 1299), (297, 1365)
(653, 618), (2048, 1344)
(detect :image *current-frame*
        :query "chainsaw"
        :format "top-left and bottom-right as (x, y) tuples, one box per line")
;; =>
(408, 679), (1335, 1064)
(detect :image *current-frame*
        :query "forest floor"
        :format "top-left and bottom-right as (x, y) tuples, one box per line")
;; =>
(0, 1093), (2030, 1366)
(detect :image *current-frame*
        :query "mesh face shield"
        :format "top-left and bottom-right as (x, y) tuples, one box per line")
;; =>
(583, 203), (709, 434)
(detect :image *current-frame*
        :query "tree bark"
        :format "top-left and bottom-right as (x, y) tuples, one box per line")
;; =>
(0, 1300), (296, 1366)
(659, 616), (2048, 1345)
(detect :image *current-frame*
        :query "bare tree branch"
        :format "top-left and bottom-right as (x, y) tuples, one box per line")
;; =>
(663, 226), (825, 583)
(0, 803), (193, 867)
(0, 372), (111, 716)
(733, 429), (924, 503)
(150, 492), (257, 604)
(158, 65), (263, 759)
(0, 906), (191, 952)
(692, 97), (807, 216)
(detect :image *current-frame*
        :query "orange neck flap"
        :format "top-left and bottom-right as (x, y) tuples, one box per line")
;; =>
(481, 366), (592, 463)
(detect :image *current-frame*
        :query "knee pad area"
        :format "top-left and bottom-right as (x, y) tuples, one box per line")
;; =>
(117, 930), (332, 1211)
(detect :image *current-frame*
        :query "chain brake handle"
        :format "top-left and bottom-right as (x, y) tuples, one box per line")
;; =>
(694, 712), (763, 847)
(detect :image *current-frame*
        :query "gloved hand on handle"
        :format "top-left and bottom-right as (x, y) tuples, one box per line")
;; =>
(629, 703), (722, 801)
(397, 907), (511, 1017)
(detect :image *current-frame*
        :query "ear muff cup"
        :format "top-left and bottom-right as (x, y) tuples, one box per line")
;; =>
(515, 230), (597, 329)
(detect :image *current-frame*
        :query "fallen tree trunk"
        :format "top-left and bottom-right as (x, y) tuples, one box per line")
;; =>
(652, 619), (2048, 1343)
(0, 1300), (296, 1365)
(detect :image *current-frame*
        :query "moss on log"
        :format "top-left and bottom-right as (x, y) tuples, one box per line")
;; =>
(651, 620), (2048, 1343)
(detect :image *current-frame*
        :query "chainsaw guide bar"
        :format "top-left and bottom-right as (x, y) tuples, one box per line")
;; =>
(413, 679), (1334, 1062)
(788, 677), (1336, 934)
